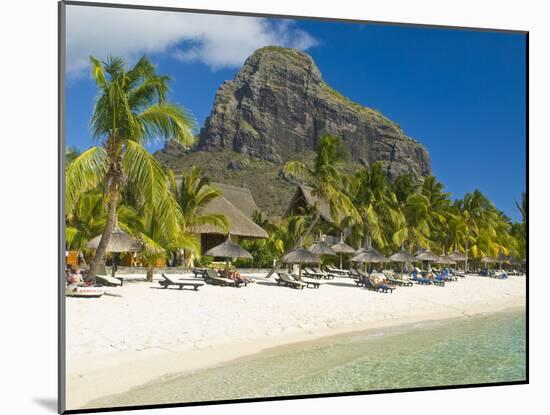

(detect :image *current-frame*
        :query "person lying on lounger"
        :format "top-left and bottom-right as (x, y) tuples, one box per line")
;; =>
(219, 269), (255, 284)
(371, 275), (396, 290)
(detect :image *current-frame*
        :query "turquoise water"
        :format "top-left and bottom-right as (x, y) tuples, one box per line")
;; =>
(87, 310), (526, 408)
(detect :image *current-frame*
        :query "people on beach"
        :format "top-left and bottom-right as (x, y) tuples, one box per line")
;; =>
(218, 268), (255, 284)
(66, 265), (84, 285)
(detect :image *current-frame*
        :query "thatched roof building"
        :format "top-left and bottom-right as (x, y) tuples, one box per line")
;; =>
(191, 193), (267, 239)
(213, 183), (259, 218)
(285, 185), (337, 223)
(178, 181), (267, 253)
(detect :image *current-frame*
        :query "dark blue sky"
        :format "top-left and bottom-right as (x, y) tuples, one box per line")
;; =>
(66, 14), (526, 221)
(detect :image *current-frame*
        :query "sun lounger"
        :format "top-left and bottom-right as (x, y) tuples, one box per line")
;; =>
(192, 268), (206, 278)
(385, 274), (413, 287)
(275, 273), (306, 289)
(411, 273), (432, 285)
(292, 274), (324, 288)
(203, 269), (237, 287)
(95, 263), (123, 286)
(160, 274), (205, 291)
(325, 266), (350, 276)
(303, 268), (324, 279)
(364, 275), (394, 293)
(312, 267), (336, 279)
(493, 271), (508, 279)
(95, 274), (122, 287)
(431, 277), (445, 286)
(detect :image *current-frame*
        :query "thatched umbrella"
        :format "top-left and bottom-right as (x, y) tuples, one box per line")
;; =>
(497, 251), (509, 269)
(351, 246), (389, 275)
(415, 249), (440, 262)
(480, 256), (497, 270)
(205, 234), (252, 277)
(389, 247), (414, 279)
(481, 256), (497, 263)
(508, 258), (522, 266)
(88, 226), (139, 252)
(88, 226), (138, 277)
(415, 248), (440, 272)
(331, 235), (355, 269)
(448, 249), (467, 262)
(307, 238), (336, 272)
(308, 240), (336, 256)
(282, 247), (321, 277)
(436, 255), (456, 265)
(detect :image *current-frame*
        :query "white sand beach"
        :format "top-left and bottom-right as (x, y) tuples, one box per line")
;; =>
(65, 272), (526, 409)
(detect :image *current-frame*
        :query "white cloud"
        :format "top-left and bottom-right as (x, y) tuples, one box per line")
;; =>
(66, 5), (317, 76)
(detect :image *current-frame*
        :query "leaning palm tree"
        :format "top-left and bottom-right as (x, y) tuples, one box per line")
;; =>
(66, 56), (196, 278)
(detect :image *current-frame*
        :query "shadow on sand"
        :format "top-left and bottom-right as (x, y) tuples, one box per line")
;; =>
(34, 398), (57, 412)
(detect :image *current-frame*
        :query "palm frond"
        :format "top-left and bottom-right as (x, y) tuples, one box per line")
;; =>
(137, 102), (196, 147)
(283, 161), (314, 184)
(66, 147), (108, 217)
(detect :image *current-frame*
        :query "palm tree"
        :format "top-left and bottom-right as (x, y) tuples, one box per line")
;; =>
(420, 175), (453, 249)
(66, 190), (106, 257)
(392, 173), (418, 204)
(456, 189), (495, 270)
(398, 192), (431, 251)
(266, 135), (360, 278)
(66, 146), (81, 164)
(66, 55), (196, 278)
(167, 167), (229, 266)
(351, 163), (404, 250)
(516, 191), (527, 224)
(283, 134), (360, 230)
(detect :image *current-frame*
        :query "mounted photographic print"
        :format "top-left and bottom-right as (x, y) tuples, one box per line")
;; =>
(59, 1), (528, 413)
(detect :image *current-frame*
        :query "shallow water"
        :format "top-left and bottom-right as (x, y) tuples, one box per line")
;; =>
(87, 310), (526, 408)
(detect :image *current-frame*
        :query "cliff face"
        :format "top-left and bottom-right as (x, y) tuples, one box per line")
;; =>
(198, 46), (430, 179)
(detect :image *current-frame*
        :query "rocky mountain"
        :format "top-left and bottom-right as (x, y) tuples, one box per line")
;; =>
(156, 46), (431, 216)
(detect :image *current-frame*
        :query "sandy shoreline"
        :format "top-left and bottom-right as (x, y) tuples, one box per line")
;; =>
(65, 272), (526, 410)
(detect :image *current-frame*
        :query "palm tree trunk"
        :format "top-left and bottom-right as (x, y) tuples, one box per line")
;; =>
(146, 265), (154, 282)
(464, 225), (471, 272)
(87, 177), (119, 280)
(265, 212), (320, 278)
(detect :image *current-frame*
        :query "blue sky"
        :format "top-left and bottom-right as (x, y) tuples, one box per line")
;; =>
(65, 5), (526, 221)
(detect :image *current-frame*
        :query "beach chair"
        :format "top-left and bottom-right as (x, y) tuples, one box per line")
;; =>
(192, 268), (206, 278)
(494, 271), (509, 280)
(430, 276), (446, 286)
(203, 269), (237, 287)
(351, 269), (365, 286)
(303, 268), (324, 279)
(292, 274), (324, 289)
(437, 270), (457, 282)
(160, 274), (205, 291)
(95, 263), (122, 287)
(411, 271), (432, 285)
(325, 266), (350, 277)
(275, 273), (306, 289)
(311, 267), (336, 279)
(365, 276), (394, 293)
(385, 273), (413, 287)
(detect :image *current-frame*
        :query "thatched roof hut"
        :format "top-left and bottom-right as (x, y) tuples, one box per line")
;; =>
(285, 185), (341, 223)
(190, 196), (267, 239)
(174, 181), (268, 254)
(212, 182), (260, 218)
(174, 178), (267, 240)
